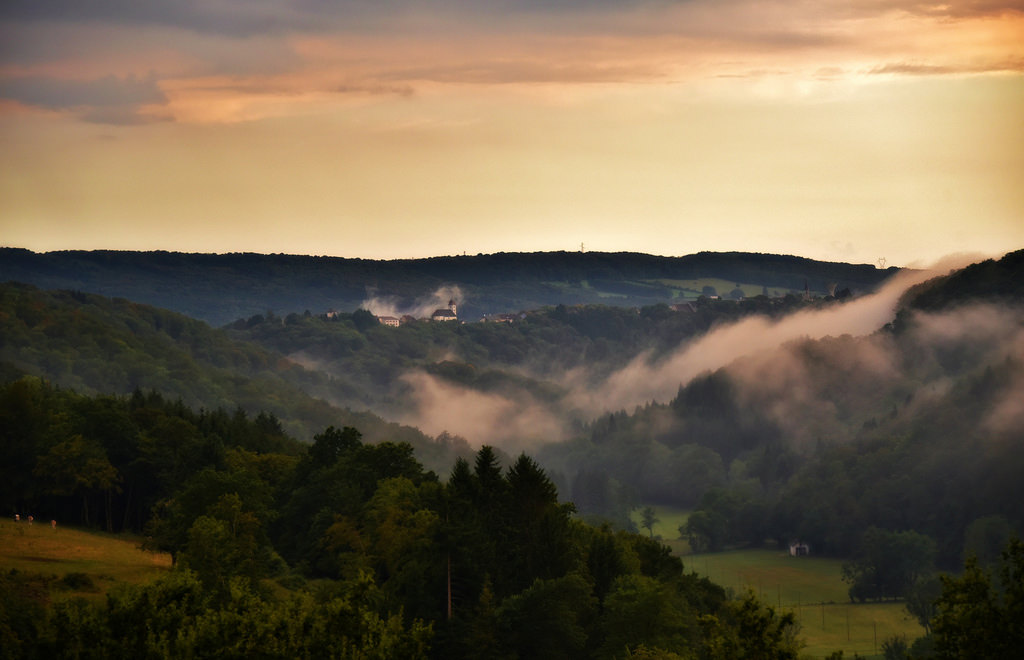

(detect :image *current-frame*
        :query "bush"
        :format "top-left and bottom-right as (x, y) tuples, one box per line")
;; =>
(59, 573), (97, 592)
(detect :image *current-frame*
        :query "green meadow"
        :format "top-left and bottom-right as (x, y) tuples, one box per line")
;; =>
(687, 548), (926, 659)
(630, 504), (692, 555)
(0, 518), (171, 600)
(648, 278), (795, 299)
(630, 505), (925, 657)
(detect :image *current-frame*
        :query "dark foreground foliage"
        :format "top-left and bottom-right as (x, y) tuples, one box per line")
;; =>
(1, 381), (805, 659)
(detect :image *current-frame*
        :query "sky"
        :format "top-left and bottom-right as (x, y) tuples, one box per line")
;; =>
(1, 1), (1022, 267)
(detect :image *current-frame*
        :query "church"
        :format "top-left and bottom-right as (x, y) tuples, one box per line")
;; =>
(431, 299), (458, 322)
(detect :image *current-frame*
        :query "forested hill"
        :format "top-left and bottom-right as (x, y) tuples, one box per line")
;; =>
(539, 248), (1024, 567)
(0, 248), (897, 326)
(898, 248), (1024, 313)
(0, 282), (470, 473)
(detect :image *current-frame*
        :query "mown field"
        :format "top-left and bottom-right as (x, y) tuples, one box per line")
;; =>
(0, 518), (171, 600)
(629, 507), (924, 658)
(687, 548), (925, 659)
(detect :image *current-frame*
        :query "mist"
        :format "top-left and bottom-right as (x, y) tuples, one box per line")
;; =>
(567, 267), (940, 417)
(361, 285), (464, 320)
(397, 370), (568, 453)
(377, 254), (1023, 453)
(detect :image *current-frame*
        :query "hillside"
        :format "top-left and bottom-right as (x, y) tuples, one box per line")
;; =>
(0, 248), (897, 326)
(0, 519), (171, 596)
(0, 276), (857, 458)
(538, 249), (1024, 564)
(2, 249), (1021, 658)
(0, 282), (470, 473)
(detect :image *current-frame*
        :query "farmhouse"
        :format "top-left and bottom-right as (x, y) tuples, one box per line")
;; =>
(671, 302), (697, 313)
(482, 312), (520, 323)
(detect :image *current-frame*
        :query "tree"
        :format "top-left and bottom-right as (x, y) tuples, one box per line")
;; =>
(904, 575), (941, 634)
(962, 514), (1014, 569)
(684, 489), (742, 552)
(699, 591), (802, 660)
(931, 537), (1024, 659)
(599, 574), (692, 659)
(306, 426), (362, 468)
(364, 477), (443, 619)
(640, 507), (658, 538)
(33, 434), (121, 528)
(880, 634), (909, 660)
(179, 493), (268, 596)
(504, 454), (576, 590)
(842, 527), (936, 602)
(497, 574), (595, 659)
(352, 308), (379, 332)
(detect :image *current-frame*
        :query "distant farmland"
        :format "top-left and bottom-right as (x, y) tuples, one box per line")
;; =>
(686, 548), (924, 658)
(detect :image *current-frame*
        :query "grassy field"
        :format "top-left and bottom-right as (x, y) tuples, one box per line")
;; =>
(648, 278), (795, 299)
(631, 504), (689, 542)
(688, 549), (925, 659)
(0, 518), (171, 599)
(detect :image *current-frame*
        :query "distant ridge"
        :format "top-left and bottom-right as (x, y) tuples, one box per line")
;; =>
(0, 248), (898, 326)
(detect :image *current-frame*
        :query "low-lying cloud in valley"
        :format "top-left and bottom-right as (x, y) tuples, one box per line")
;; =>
(567, 266), (941, 417)
(357, 255), (1024, 454)
(397, 370), (567, 454)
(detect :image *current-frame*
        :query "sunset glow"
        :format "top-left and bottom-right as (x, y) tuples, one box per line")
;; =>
(2, 1), (1022, 264)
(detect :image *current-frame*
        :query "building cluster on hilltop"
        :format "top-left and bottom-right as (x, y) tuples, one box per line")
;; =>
(373, 299), (460, 327)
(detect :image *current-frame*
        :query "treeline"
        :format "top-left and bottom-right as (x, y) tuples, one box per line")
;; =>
(1, 379), (303, 535)
(899, 248), (1024, 314)
(1, 380), (806, 659)
(0, 248), (896, 325)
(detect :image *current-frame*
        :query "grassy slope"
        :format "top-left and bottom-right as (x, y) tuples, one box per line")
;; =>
(0, 519), (171, 600)
(650, 277), (796, 299)
(628, 505), (923, 658)
(688, 549), (924, 659)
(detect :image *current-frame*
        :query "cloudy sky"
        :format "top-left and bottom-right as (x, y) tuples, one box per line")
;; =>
(1, 1), (1022, 266)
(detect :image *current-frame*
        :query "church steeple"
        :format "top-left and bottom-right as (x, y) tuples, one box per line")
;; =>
(448, 299), (457, 317)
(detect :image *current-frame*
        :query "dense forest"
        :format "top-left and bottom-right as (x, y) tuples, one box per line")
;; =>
(5, 379), (1019, 658)
(0, 282), (474, 474)
(0, 277), (845, 461)
(0, 248), (896, 325)
(1, 380), (806, 658)
(2, 247), (1022, 657)
(540, 251), (1024, 566)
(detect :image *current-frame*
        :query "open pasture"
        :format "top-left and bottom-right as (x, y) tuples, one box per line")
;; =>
(0, 518), (171, 598)
(649, 278), (794, 299)
(686, 548), (925, 659)
(630, 503), (690, 544)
